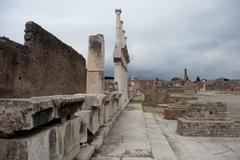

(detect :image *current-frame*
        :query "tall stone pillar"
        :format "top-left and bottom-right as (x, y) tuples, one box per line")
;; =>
(86, 34), (105, 94)
(113, 9), (130, 105)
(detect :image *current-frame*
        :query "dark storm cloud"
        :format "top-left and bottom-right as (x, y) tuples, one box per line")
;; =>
(0, 0), (240, 80)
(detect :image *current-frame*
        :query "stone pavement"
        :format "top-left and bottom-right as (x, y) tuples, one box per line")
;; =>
(92, 103), (240, 160)
(92, 103), (177, 160)
(155, 117), (240, 160)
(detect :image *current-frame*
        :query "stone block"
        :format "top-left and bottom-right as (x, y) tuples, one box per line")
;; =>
(0, 116), (82, 160)
(86, 34), (105, 72)
(164, 105), (185, 120)
(103, 102), (112, 123)
(99, 105), (105, 126)
(0, 95), (85, 136)
(91, 136), (104, 151)
(86, 34), (105, 94)
(74, 145), (95, 160)
(81, 94), (105, 110)
(86, 72), (104, 94)
(79, 120), (88, 143)
(77, 110), (100, 135)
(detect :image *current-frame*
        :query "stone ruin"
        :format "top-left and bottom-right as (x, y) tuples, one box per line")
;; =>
(0, 9), (131, 160)
(0, 22), (86, 98)
(142, 79), (170, 105)
(177, 100), (240, 137)
(164, 102), (186, 120)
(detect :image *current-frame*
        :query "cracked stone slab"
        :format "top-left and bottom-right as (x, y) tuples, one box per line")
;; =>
(0, 93), (114, 136)
(0, 116), (82, 160)
(0, 94), (87, 136)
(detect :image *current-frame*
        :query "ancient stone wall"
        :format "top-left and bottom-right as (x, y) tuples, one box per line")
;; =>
(0, 21), (86, 98)
(0, 37), (30, 97)
(164, 103), (185, 120)
(177, 101), (240, 137)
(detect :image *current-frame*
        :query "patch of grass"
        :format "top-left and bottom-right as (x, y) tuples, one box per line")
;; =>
(142, 105), (163, 117)
(130, 95), (144, 103)
(131, 95), (164, 117)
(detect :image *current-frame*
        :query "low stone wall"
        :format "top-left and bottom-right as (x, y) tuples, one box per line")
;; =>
(164, 103), (185, 120)
(168, 94), (198, 103)
(0, 92), (128, 160)
(177, 118), (240, 137)
(177, 100), (240, 137)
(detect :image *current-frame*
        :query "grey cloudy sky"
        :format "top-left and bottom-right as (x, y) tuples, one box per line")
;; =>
(1, 0), (240, 80)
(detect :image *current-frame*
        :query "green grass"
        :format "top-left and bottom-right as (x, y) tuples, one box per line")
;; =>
(131, 95), (164, 117)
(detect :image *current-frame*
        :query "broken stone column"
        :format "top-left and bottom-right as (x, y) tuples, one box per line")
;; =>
(86, 34), (105, 94)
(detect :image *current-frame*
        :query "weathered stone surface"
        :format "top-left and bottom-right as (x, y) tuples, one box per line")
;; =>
(81, 94), (105, 110)
(77, 110), (100, 135)
(0, 95), (85, 136)
(185, 100), (227, 120)
(113, 9), (130, 107)
(177, 118), (240, 137)
(164, 103), (185, 120)
(0, 21), (86, 98)
(177, 100), (240, 137)
(105, 80), (118, 93)
(0, 116), (82, 160)
(86, 34), (105, 71)
(168, 94), (198, 103)
(86, 34), (105, 94)
(74, 145), (95, 160)
(104, 102), (113, 123)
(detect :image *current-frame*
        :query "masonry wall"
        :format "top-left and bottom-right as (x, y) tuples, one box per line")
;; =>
(0, 21), (86, 98)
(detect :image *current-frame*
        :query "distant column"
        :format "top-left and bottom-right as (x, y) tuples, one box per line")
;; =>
(86, 34), (105, 94)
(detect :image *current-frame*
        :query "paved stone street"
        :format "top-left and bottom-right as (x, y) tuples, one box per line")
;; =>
(92, 102), (240, 160)
(92, 103), (177, 160)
